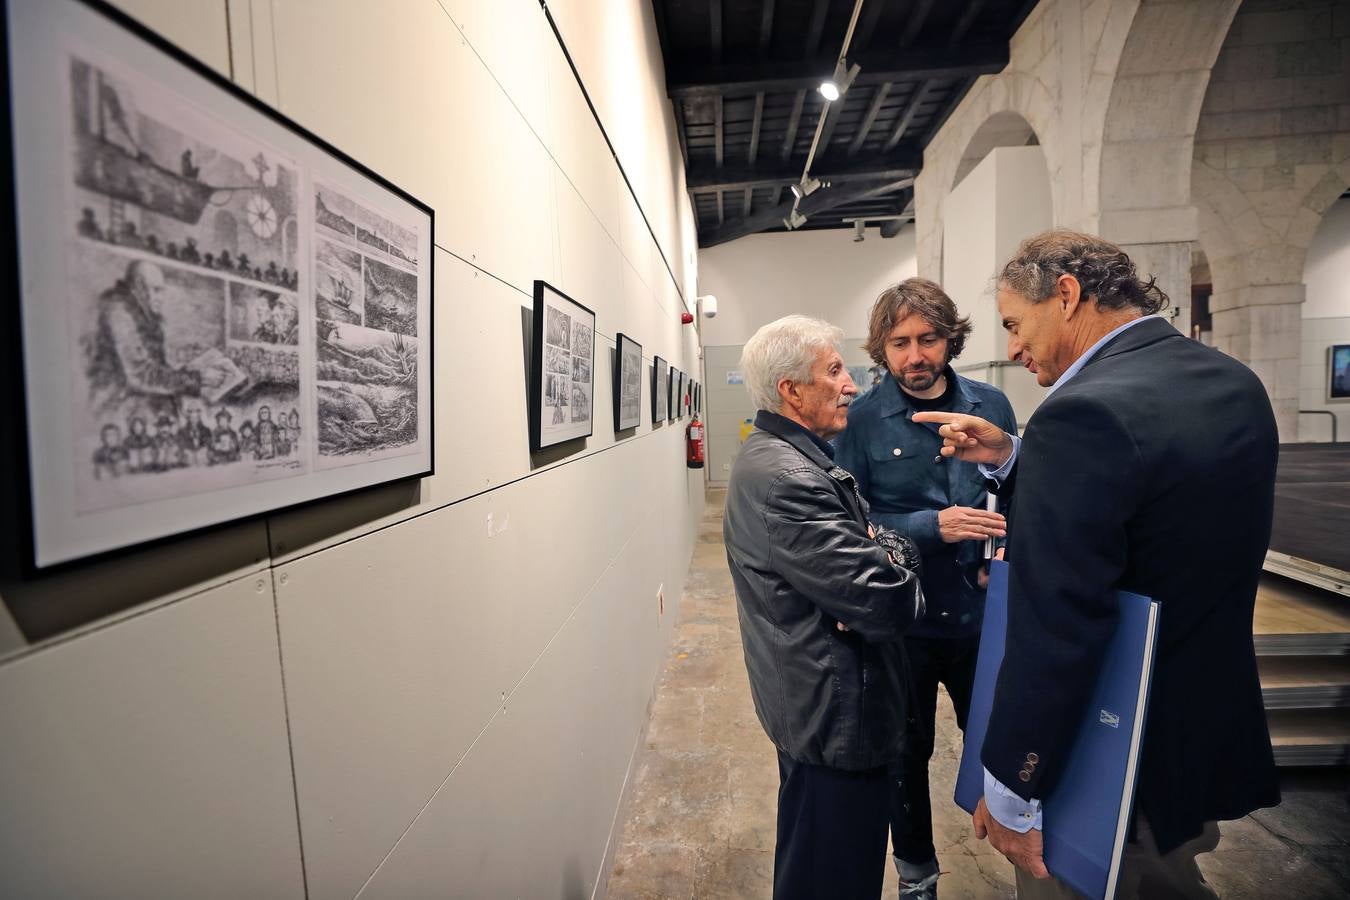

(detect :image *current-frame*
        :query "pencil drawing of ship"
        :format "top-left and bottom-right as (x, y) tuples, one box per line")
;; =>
(330, 277), (354, 309)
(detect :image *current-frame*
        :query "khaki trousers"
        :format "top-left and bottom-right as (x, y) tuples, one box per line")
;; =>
(1014, 816), (1221, 900)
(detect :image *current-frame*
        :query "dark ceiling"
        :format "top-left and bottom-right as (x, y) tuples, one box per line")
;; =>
(651, 0), (1040, 247)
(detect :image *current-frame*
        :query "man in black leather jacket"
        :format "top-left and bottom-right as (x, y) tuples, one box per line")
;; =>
(724, 314), (925, 900)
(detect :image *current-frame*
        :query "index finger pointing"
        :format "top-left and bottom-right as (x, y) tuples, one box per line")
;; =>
(911, 411), (965, 426)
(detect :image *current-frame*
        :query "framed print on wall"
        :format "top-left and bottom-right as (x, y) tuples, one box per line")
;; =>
(613, 332), (642, 432)
(652, 356), (668, 422)
(668, 368), (680, 422)
(1330, 344), (1350, 402)
(5, 0), (434, 569)
(531, 280), (595, 452)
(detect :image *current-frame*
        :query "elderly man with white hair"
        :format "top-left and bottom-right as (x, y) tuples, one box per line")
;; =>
(724, 314), (925, 900)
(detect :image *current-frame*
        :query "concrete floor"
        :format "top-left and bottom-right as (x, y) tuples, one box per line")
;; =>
(606, 488), (1350, 899)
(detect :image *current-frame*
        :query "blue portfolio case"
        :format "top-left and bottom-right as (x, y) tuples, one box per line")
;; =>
(954, 560), (1160, 900)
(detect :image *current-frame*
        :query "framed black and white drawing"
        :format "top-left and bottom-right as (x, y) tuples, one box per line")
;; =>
(613, 332), (642, 432)
(668, 368), (680, 422)
(652, 356), (668, 422)
(530, 280), (595, 452)
(1331, 344), (1350, 401)
(5, 0), (434, 568)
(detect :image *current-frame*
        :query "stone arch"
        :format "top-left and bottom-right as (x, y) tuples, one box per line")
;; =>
(1093, 0), (1242, 333)
(915, 72), (1059, 280)
(1187, 0), (1350, 439)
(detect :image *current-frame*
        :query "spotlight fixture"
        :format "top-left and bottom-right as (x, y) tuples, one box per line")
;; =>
(853, 220), (865, 243)
(819, 59), (860, 103)
(782, 209), (808, 230)
(790, 175), (823, 200)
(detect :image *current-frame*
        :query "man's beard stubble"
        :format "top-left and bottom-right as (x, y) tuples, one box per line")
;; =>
(897, 365), (939, 393)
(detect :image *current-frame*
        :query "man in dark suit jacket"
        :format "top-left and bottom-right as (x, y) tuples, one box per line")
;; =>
(916, 230), (1279, 899)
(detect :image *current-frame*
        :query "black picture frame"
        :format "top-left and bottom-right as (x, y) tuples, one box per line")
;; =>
(1331, 344), (1350, 402)
(5, 0), (435, 570)
(652, 356), (668, 422)
(668, 367), (680, 422)
(613, 332), (642, 432)
(530, 280), (596, 452)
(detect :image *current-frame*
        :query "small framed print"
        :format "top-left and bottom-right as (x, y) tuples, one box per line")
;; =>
(613, 332), (642, 432)
(530, 280), (595, 452)
(668, 367), (680, 422)
(1330, 344), (1350, 402)
(652, 356), (668, 422)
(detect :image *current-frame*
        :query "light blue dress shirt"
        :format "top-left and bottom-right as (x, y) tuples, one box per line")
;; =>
(979, 314), (1161, 832)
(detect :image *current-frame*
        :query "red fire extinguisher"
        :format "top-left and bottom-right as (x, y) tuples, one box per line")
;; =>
(686, 414), (705, 469)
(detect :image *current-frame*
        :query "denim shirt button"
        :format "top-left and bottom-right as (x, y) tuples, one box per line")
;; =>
(892, 447), (902, 456)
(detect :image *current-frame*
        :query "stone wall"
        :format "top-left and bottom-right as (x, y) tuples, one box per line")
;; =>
(1193, 0), (1350, 438)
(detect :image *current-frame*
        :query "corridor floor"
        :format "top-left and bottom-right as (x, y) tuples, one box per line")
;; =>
(605, 488), (1350, 899)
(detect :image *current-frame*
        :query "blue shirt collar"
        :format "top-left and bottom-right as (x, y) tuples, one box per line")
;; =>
(1046, 314), (1162, 397)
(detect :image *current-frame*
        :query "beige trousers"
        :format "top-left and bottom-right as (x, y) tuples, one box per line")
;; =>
(1014, 816), (1221, 900)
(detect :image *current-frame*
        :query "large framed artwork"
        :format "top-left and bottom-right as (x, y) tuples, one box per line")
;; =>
(530, 280), (595, 452)
(5, 0), (434, 568)
(613, 332), (642, 432)
(1331, 344), (1350, 402)
(652, 356), (668, 422)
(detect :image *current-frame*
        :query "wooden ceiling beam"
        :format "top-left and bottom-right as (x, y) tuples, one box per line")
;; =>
(848, 82), (892, 156)
(748, 92), (765, 163)
(699, 176), (915, 248)
(951, 0), (988, 44)
(803, 0), (829, 57)
(883, 80), (930, 151)
(899, 0), (937, 47)
(686, 144), (922, 192)
(667, 42), (1008, 98)
(758, 0), (775, 57)
(780, 89), (806, 163)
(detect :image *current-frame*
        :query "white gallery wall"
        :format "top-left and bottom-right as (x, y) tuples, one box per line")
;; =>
(697, 226), (917, 484)
(0, 1), (702, 898)
(1300, 197), (1350, 442)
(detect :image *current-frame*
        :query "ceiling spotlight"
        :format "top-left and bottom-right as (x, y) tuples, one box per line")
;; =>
(853, 220), (865, 243)
(783, 209), (808, 230)
(819, 80), (840, 102)
(790, 175), (823, 200)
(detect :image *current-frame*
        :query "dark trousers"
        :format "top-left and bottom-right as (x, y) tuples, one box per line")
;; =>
(889, 634), (980, 866)
(774, 750), (891, 900)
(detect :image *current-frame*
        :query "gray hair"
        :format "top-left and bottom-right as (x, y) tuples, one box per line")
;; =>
(740, 315), (845, 413)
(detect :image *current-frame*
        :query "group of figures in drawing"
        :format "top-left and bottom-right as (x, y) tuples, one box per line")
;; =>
(543, 304), (593, 426)
(92, 403), (301, 479)
(76, 204), (300, 291)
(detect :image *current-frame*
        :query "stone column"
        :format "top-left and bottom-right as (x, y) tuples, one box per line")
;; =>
(1209, 283), (1304, 441)
(1117, 239), (1193, 336)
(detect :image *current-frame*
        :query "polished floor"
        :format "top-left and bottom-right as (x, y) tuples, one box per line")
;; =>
(606, 488), (1350, 899)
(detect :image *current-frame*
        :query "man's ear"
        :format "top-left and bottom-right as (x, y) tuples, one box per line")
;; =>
(1057, 273), (1084, 321)
(778, 377), (799, 411)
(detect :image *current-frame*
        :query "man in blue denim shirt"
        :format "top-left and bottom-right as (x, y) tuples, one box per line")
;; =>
(835, 279), (1017, 899)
